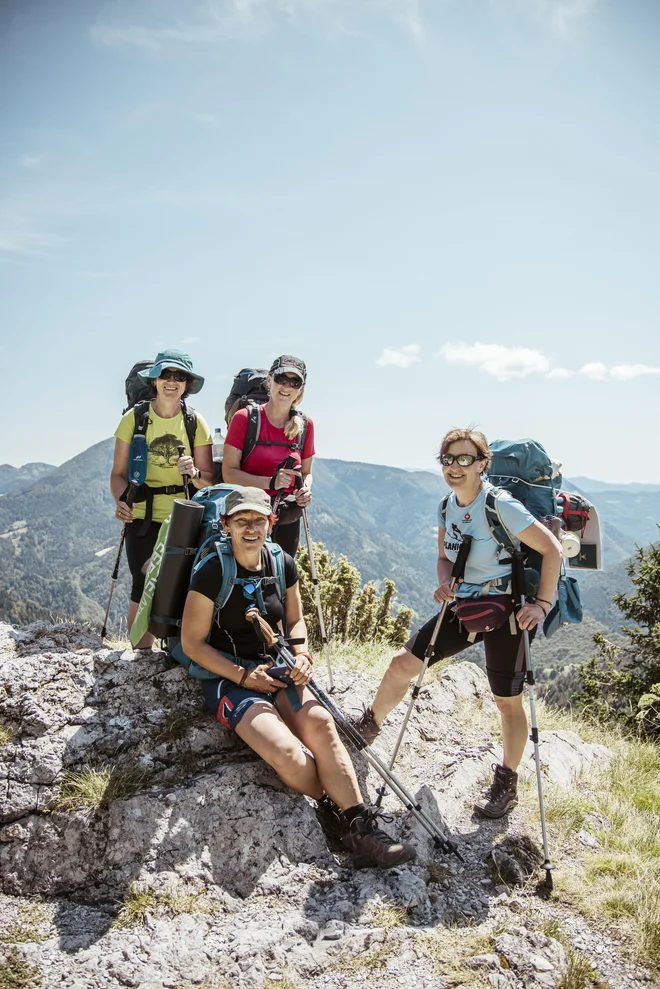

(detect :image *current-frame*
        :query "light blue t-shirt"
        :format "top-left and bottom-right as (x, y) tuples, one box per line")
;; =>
(438, 482), (536, 598)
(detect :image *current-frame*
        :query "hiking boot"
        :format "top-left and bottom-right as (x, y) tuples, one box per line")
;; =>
(340, 804), (417, 869)
(349, 706), (381, 745)
(315, 795), (343, 840)
(474, 764), (519, 819)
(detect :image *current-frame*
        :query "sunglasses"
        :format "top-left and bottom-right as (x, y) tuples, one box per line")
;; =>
(159, 368), (188, 382)
(440, 453), (486, 467)
(273, 372), (303, 388)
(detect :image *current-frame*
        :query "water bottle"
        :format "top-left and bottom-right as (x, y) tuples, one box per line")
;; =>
(559, 529), (581, 559)
(212, 428), (224, 462)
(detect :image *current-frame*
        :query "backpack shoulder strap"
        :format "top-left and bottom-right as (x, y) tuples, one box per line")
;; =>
(241, 404), (261, 465)
(181, 400), (197, 454)
(262, 542), (286, 602)
(133, 399), (151, 437)
(298, 412), (308, 456)
(213, 539), (237, 611)
(484, 487), (517, 559)
(438, 493), (450, 530)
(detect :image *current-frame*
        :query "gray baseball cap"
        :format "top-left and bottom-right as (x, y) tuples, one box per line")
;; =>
(224, 487), (272, 516)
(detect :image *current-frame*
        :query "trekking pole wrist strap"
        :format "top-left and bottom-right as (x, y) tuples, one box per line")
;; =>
(238, 668), (250, 687)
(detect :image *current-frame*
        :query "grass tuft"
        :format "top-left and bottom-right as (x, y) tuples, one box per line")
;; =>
(113, 883), (224, 929)
(370, 904), (408, 930)
(556, 950), (604, 989)
(0, 904), (49, 945)
(0, 947), (42, 988)
(0, 724), (15, 747)
(57, 764), (148, 810)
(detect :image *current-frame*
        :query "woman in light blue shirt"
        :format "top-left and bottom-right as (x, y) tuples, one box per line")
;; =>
(352, 427), (562, 820)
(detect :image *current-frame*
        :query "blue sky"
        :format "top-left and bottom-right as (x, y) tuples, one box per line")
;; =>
(2, 0), (659, 482)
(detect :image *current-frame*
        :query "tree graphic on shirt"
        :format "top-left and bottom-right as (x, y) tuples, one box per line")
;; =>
(149, 434), (182, 470)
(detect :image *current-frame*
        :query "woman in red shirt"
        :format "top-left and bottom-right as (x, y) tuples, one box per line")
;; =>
(222, 355), (314, 556)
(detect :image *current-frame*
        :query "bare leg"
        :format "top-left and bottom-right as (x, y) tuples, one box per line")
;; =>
(127, 600), (154, 650)
(493, 693), (528, 772)
(236, 698), (324, 799)
(277, 690), (361, 811)
(371, 648), (424, 726)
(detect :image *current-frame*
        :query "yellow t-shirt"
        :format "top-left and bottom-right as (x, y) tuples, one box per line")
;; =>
(114, 405), (212, 522)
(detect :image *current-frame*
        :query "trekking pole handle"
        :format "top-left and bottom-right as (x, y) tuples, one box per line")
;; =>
(177, 444), (191, 500)
(451, 534), (472, 582)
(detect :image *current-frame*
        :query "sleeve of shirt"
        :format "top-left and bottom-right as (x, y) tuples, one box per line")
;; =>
(497, 491), (538, 536)
(225, 408), (249, 452)
(301, 416), (315, 459)
(193, 412), (213, 447)
(437, 496), (450, 529)
(283, 552), (299, 588)
(189, 554), (222, 602)
(114, 409), (135, 443)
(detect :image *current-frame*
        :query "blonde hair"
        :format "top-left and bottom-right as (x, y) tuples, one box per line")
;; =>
(265, 374), (306, 441)
(437, 427), (492, 472)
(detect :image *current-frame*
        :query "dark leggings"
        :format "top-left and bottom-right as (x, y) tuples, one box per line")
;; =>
(124, 520), (162, 603)
(405, 607), (537, 697)
(270, 519), (301, 558)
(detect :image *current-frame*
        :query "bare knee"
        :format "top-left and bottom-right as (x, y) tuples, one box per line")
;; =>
(297, 704), (338, 748)
(388, 648), (422, 681)
(493, 693), (524, 716)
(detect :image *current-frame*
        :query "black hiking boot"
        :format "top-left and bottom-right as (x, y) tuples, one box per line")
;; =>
(474, 764), (519, 819)
(315, 795), (343, 840)
(349, 706), (381, 744)
(340, 804), (417, 869)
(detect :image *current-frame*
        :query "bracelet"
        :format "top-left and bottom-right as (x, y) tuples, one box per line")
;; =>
(294, 651), (313, 664)
(534, 598), (552, 615)
(238, 668), (250, 687)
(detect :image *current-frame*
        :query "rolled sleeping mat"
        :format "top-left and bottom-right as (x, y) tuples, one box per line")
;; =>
(149, 498), (204, 639)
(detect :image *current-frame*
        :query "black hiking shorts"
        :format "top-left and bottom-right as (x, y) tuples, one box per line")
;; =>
(124, 520), (162, 603)
(405, 606), (537, 698)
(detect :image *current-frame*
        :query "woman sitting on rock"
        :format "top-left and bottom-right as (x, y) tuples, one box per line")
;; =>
(353, 427), (562, 819)
(181, 486), (416, 869)
(222, 355), (314, 557)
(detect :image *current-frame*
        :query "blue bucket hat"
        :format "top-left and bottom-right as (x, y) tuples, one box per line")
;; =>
(138, 349), (205, 395)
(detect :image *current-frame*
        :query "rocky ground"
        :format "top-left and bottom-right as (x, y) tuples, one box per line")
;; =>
(0, 621), (654, 989)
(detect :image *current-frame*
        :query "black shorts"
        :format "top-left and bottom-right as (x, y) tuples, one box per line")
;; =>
(270, 519), (300, 557)
(124, 520), (162, 603)
(405, 606), (537, 698)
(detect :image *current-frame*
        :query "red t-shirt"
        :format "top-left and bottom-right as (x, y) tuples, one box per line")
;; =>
(225, 406), (315, 497)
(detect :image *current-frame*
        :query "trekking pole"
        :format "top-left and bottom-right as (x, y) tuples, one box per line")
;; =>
(387, 535), (473, 773)
(246, 607), (462, 860)
(513, 550), (554, 890)
(177, 444), (191, 500)
(283, 456), (334, 692)
(101, 485), (137, 640)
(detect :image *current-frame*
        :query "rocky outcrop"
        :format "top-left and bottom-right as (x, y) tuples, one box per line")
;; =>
(0, 621), (648, 989)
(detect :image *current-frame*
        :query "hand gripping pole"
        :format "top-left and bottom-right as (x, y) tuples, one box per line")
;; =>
(246, 607), (461, 859)
(513, 551), (554, 890)
(384, 534), (473, 778)
(177, 444), (191, 500)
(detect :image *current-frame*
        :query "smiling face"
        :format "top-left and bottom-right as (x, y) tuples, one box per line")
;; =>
(222, 510), (271, 550)
(441, 440), (486, 493)
(267, 372), (304, 405)
(155, 367), (189, 401)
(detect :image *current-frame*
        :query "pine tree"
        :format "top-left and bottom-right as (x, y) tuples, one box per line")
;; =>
(577, 540), (660, 737)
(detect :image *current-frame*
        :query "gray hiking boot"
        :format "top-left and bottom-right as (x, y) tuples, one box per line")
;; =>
(340, 804), (417, 869)
(349, 706), (381, 744)
(474, 764), (519, 819)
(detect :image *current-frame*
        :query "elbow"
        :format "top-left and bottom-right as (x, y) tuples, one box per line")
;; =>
(181, 626), (199, 660)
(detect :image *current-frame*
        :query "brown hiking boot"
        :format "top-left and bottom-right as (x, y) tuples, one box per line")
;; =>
(349, 706), (381, 744)
(340, 805), (417, 869)
(474, 764), (519, 819)
(315, 795), (343, 840)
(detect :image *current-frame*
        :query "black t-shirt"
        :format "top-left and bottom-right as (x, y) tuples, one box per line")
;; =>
(189, 549), (299, 659)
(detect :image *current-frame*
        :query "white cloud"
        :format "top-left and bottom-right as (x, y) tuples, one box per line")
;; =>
(90, 0), (426, 53)
(546, 367), (575, 379)
(0, 214), (68, 258)
(440, 342), (550, 381)
(376, 344), (421, 368)
(610, 364), (660, 381)
(20, 153), (46, 170)
(579, 362), (609, 380)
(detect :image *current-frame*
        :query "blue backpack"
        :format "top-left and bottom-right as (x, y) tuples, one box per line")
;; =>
(168, 484), (287, 678)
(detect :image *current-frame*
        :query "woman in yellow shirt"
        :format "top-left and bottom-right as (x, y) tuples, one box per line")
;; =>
(110, 349), (213, 648)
